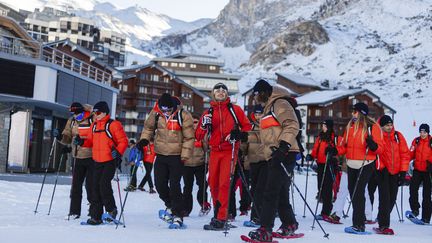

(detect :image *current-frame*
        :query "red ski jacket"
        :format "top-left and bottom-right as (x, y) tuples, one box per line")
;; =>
(377, 128), (410, 175)
(410, 135), (432, 172)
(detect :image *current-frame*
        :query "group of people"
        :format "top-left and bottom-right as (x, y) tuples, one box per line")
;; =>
(56, 78), (432, 241)
(307, 103), (432, 235)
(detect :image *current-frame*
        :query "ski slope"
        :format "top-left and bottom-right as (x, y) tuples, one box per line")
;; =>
(0, 168), (431, 243)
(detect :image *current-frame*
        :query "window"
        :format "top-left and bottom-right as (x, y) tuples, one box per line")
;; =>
(161, 62), (168, 66)
(163, 77), (169, 83)
(139, 86), (147, 93)
(328, 109), (333, 117)
(308, 109), (311, 116)
(122, 84), (128, 92)
(315, 109), (321, 116)
(171, 62), (178, 67)
(209, 65), (216, 70)
(336, 111), (342, 118)
(190, 64), (196, 69)
(151, 74), (159, 82)
(138, 112), (146, 119)
(179, 63), (186, 68)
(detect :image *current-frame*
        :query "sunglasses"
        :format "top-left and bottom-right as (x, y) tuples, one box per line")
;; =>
(193, 120), (199, 124)
(213, 84), (228, 91)
(94, 111), (103, 115)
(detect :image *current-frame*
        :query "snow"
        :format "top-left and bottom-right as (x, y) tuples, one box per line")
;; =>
(124, 45), (154, 66)
(276, 73), (325, 88)
(1, 169), (431, 243)
(296, 89), (362, 105)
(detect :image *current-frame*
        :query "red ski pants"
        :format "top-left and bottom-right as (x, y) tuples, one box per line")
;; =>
(208, 149), (238, 220)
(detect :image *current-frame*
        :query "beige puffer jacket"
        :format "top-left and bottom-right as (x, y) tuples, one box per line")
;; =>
(59, 104), (93, 159)
(140, 105), (194, 161)
(260, 87), (300, 161)
(244, 124), (265, 165)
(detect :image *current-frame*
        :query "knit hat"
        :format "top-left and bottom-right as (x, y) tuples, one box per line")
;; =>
(379, 115), (393, 127)
(322, 119), (334, 129)
(70, 102), (84, 114)
(419, 123), (430, 134)
(93, 101), (110, 114)
(213, 83), (228, 92)
(353, 102), (369, 116)
(158, 93), (175, 111)
(253, 104), (264, 114)
(253, 79), (273, 94)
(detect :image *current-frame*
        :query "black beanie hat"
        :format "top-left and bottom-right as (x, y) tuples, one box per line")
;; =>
(253, 79), (273, 94)
(158, 93), (175, 110)
(93, 101), (110, 114)
(353, 102), (369, 116)
(419, 123), (430, 134)
(70, 102), (84, 114)
(253, 104), (264, 114)
(322, 119), (334, 129)
(379, 115), (393, 127)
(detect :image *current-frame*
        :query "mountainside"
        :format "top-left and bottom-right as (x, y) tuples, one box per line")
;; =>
(2, 0), (212, 65)
(145, 0), (432, 139)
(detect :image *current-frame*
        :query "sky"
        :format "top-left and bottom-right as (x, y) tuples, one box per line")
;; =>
(109, 0), (230, 21)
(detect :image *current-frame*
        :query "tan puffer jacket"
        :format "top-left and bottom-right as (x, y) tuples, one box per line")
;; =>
(140, 104), (194, 161)
(260, 87), (300, 161)
(59, 104), (93, 159)
(184, 140), (208, 167)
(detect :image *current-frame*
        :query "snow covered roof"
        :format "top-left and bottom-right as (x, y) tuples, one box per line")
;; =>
(172, 70), (241, 80)
(276, 72), (325, 89)
(296, 88), (396, 113)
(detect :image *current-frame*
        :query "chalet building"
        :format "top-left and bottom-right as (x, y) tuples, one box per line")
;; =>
(0, 16), (118, 173)
(115, 63), (209, 139)
(241, 74), (396, 152)
(152, 53), (241, 99)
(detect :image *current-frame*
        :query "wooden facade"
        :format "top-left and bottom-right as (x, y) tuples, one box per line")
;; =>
(115, 63), (208, 139)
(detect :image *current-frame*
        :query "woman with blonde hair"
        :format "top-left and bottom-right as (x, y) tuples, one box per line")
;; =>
(337, 102), (383, 234)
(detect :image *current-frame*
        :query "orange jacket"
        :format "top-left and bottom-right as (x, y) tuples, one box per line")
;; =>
(85, 115), (128, 163)
(143, 144), (156, 164)
(338, 122), (383, 160)
(311, 133), (338, 164)
(409, 135), (432, 172)
(377, 129), (410, 175)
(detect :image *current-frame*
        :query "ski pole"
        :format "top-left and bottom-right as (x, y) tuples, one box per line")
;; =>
(394, 201), (402, 222)
(223, 139), (237, 237)
(201, 129), (211, 213)
(280, 162), (329, 239)
(400, 184), (404, 222)
(67, 144), (78, 220)
(115, 167), (126, 226)
(116, 152), (141, 229)
(291, 173), (295, 215)
(303, 158), (311, 218)
(312, 152), (331, 229)
(34, 138), (57, 214)
(48, 152), (65, 215)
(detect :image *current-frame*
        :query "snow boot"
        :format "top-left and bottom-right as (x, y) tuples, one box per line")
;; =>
(248, 226), (273, 242)
(149, 188), (156, 194)
(86, 218), (103, 225)
(105, 209), (118, 222)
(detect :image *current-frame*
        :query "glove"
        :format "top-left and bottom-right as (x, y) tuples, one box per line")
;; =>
(270, 140), (291, 165)
(325, 146), (338, 156)
(398, 171), (407, 186)
(111, 147), (121, 161)
(201, 114), (212, 129)
(73, 136), (84, 146)
(52, 128), (62, 140)
(136, 139), (149, 152)
(305, 154), (313, 162)
(229, 129), (248, 142)
(61, 146), (72, 154)
(366, 135), (378, 152)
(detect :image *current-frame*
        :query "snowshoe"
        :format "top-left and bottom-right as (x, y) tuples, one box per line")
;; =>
(203, 218), (226, 231)
(81, 218), (103, 226)
(405, 211), (429, 225)
(168, 216), (187, 229)
(323, 214), (342, 224)
(123, 185), (136, 192)
(199, 202), (211, 217)
(246, 227), (275, 243)
(272, 232), (304, 239)
(240, 235), (278, 243)
(159, 208), (173, 224)
(243, 219), (260, 228)
(344, 226), (372, 235)
(373, 227), (394, 235)
(65, 214), (80, 220)
(102, 212), (122, 225)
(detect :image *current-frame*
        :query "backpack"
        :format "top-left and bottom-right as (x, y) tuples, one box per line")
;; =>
(414, 136), (432, 148)
(92, 118), (116, 145)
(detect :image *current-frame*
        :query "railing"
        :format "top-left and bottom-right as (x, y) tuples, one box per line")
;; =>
(0, 34), (112, 85)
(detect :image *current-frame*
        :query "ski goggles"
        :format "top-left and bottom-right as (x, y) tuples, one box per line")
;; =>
(160, 106), (173, 112)
(75, 112), (84, 121)
(213, 83), (228, 91)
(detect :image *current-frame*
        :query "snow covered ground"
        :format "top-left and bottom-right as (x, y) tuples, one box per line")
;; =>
(1, 168), (431, 243)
